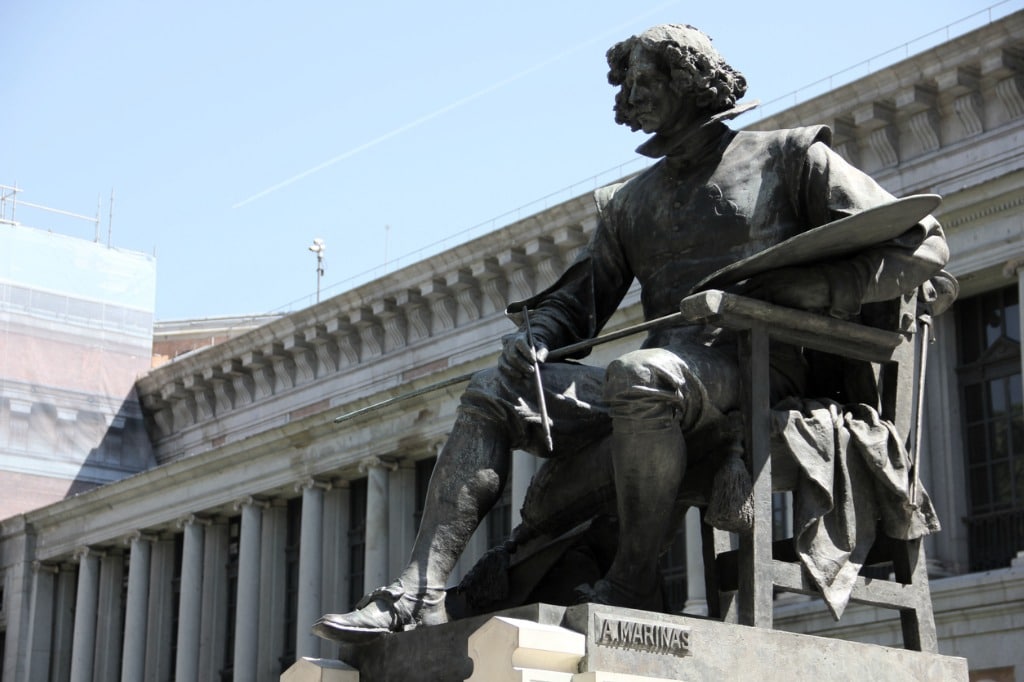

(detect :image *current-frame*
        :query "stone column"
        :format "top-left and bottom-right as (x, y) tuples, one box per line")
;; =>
(683, 507), (708, 615)
(257, 501), (287, 679)
(121, 533), (153, 681)
(321, 483), (351, 642)
(510, 449), (538, 528)
(296, 479), (329, 660)
(198, 520), (229, 680)
(24, 562), (57, 682)
(780, 492), (794, 538)
(1016, 263), (1024, 381)
(94, 551), (125, 682)
(145, 537), (176, 680)
(919, 304), (959, 571)
(388, 462), (416, 578)
(70, 548), (102, 682)
(175, 515), (208, 682)
(233, 497), (266, 682)
(360, 457), (397, 589)
(51, 564), (78, 682)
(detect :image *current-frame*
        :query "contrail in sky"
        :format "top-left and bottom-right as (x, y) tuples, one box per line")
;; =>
(232, 1), (679, 209)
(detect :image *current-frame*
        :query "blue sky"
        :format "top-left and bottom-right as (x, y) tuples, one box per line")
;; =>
(3, 0), (1016, 320)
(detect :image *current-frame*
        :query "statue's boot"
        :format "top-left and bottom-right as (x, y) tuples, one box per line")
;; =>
(313, 411), (510, 642)
(312, 580), (448, 642)
(577, 422), (685, 610)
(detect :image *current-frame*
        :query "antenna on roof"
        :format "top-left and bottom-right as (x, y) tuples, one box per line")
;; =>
(0, 183), (19, 225)
(309, 237), (326, 303)
(108, 188), (115, 248)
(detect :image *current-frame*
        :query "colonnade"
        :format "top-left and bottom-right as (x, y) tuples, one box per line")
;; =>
(17, 451), (713, 682)
(21, 479), (353, 682)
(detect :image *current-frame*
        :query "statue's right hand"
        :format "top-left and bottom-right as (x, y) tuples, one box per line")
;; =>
(499, 330), (548, 377)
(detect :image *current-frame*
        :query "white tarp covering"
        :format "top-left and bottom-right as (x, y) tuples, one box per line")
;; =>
(0, 225), (157, 519)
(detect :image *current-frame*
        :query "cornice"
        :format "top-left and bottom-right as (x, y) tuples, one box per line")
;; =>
(943, 190), (1024, 231)
(747, 12), (1024, 184)
(136, 191), (598, 460)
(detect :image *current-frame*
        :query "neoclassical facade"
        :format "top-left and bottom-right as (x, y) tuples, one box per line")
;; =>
(3, 12), (1024, 682)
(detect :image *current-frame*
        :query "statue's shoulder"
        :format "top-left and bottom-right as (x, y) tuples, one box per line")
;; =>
(593, 181), (627, 218)
(592, 159), (666, 215)
(734, 124), (833, 153)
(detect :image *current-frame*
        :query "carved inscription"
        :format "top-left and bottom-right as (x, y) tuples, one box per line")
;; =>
(594, 615), (691, 657)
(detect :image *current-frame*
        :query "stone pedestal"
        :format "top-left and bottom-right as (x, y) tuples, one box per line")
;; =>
(280, 658), (359, 682)
(281, 603), (968, 681)
(562, 604), (967, 681)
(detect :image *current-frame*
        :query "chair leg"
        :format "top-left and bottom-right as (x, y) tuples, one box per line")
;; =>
(738, 325), (774, 629)
(700, 509), (721, 618)
(891, 537), (938, 653)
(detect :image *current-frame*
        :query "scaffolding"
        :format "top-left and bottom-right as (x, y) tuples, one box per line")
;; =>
(0, 183), (111, 244)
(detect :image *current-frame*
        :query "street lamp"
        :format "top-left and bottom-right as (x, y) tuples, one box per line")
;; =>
(308, 237), (326, 303)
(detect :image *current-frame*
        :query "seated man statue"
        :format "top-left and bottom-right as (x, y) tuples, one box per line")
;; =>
(314, 23), (949, 642)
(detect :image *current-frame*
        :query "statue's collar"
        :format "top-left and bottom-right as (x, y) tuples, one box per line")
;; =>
(635, 101), (759, 161)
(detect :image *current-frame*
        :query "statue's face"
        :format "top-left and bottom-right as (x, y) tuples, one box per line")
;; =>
(619, 45), (693, 135)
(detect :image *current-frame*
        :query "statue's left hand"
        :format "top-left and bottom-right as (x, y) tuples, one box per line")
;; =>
(731, 266), (830, 310)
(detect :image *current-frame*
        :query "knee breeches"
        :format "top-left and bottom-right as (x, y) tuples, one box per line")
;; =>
(459, 341), (757, 455)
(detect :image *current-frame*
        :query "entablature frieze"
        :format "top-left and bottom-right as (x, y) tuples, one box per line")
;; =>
(749, 17), (1024, 182)
(136, 192), (598, 457)
(21, 373), (466, 560)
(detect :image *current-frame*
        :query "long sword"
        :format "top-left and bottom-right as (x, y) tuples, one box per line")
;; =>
(332, 310), (684, 425)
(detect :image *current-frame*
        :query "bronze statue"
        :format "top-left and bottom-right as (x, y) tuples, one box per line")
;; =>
(313, 23), (949, 642)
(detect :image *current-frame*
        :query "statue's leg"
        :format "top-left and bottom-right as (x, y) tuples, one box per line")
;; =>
(313, 375), (513, 642)
(397, 409), (510, 590)
(314, 361), (609, 641)
(601, 419), (685, 606)
(581, 345), (740, 608)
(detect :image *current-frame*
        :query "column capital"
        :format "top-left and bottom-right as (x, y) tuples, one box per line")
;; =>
(122, 530), (160, 546)
(32, 560), (59, 574)
(295, 477), (333, 493)
(233, 495), (271, 512)
(74, 546), (105, 562)
(1002, 258), (1024, 278)
(176, 514), (213, 530)
(358, 455), (400, 474)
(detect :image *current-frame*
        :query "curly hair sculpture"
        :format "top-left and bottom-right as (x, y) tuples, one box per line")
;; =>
(606, 24), (747, 128)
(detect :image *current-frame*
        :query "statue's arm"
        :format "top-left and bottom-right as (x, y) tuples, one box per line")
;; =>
(798, 141), (950, 317)
(740, 137), (948, 315)
(506, 190), (634, 359)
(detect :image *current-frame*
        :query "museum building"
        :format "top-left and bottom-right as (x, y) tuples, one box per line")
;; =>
(2, 12), (1024, 682)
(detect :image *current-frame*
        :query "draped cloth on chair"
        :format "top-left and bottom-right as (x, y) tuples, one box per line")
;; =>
(771, 398), (941, 618)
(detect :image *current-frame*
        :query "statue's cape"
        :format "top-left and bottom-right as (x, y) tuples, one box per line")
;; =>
(691, 194), (942, 293)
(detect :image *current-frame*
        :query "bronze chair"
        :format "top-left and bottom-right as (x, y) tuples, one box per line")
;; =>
(456, 286), (946, 654)
(678, 288), (939, 652)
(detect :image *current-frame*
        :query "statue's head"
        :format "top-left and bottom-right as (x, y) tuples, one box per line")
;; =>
(606, 24), (747, 135)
